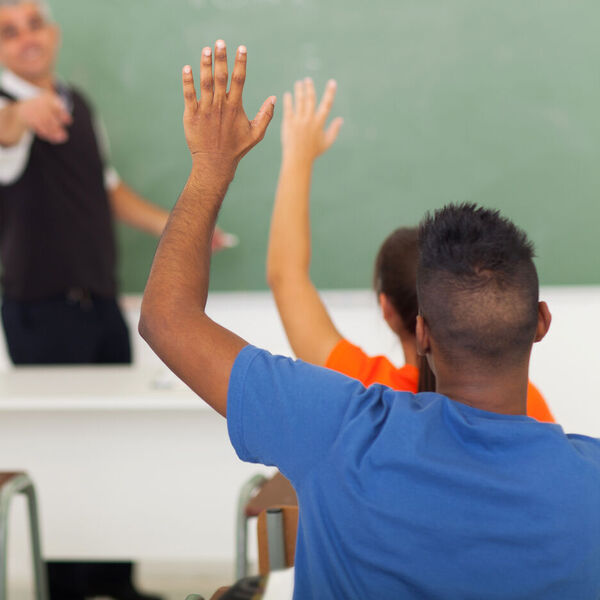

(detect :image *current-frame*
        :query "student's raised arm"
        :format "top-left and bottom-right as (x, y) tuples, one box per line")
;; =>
(139, 41), (276, 416)
(266, 78), (344, 366)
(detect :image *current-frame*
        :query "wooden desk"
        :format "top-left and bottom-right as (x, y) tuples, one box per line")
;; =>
(0, 366), (271, 563)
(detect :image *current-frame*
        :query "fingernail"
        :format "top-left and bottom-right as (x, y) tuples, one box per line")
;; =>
(238, 45), (247, 54)
(304, 77), (312, 83)
(271, 96), (277, 106)
(216, 39), (225, 49)
(203, 47), (211, 56)
(183, 65), (192, 74)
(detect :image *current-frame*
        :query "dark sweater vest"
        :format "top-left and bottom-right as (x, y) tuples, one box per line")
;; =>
(0, 86), (117, 301)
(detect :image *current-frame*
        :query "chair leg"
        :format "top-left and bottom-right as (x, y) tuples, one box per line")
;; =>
(0, 495), (8, 600)
(266, 508), (286, 572)
(0, 475), (49, 600)
(235, 475), (267, 581)
(235, 512), (248, 582)
(23, 482), (49, 600)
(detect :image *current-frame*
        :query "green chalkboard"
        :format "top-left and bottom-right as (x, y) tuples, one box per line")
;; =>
(46, 0), (600, 291)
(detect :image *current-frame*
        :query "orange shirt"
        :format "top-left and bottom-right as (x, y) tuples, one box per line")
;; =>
(326, 339), (555, 423)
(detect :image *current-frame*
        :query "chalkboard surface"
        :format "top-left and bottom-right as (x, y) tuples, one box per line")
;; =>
(45, 0), (600, 291)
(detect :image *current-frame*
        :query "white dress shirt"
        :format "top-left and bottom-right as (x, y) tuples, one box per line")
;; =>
(0, 69), (120, 189)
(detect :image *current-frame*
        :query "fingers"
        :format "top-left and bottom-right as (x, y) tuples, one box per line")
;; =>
(50, 98), (72, 125)
(182, 65), (198, 114)
(283, 91), (293, 120)
(291, 78), (335, 120)
(36, 117), (68, 144)
(42, 99), (70, 143)
(211, 227), (239, 253)
(294, 79), (305, 116)
(316, 79), (338, 124)
(251, 96), (277, 142)
(324, 116), (344, 151)
(182, 40), (275, 161)
(304, 77), (316, 115)
(199, 46), (214, 110)
(213, 39), (228, 104)
(228, 46), (247, 105)
(55, 108), (72, 126)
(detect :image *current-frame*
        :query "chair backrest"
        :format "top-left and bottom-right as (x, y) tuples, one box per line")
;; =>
(257, 505), (299, 576)
(245, 472), (297, 518)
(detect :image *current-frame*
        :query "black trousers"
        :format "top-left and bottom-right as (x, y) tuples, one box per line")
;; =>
(2, 294), (136, 599)
(1, 294), (131, 365)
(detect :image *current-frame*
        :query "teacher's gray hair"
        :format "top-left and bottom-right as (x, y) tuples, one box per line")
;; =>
(0, 0), (53, 20)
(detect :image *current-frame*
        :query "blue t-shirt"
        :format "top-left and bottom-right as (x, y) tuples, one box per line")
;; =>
(227, 346), (600, 599)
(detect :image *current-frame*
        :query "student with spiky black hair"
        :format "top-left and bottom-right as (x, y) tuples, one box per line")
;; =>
(141, 43), (600, 599)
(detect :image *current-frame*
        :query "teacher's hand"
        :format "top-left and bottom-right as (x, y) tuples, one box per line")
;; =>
(16, 91), (72, 144)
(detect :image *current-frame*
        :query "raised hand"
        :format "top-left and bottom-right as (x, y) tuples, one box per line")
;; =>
(266, 76), (345, 367)
(281, 78), (343, 165)
(140, 41), (275, 416)
(16, 90), (72, 144)
(182, 40), (276, 185)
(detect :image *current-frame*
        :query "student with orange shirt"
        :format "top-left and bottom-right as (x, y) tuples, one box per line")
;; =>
(266, 77), (554, 422)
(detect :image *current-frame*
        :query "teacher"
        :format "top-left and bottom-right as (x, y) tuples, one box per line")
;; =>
(0, 1), (167, 599)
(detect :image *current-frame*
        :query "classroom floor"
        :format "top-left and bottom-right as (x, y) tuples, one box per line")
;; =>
(9, 561), (235, 600)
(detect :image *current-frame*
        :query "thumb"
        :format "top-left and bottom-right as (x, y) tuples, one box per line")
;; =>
(324, 117), (344, 151)
(251, 96), (277, 142)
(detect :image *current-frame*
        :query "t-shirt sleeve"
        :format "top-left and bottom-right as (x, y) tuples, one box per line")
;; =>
(227, 345), (372, 483)
(0, 97), (34, 185)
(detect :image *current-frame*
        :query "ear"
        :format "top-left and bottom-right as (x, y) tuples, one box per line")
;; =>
(380, 293), (402, 332)
(534, 301), (552, 343)
(415, 314), (431, 357)
(379, 293), (394, 323)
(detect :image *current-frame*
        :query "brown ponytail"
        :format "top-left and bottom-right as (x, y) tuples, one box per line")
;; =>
(373, 227), (436, 393)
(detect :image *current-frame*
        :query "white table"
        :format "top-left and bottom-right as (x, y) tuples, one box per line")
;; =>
(0, 366), (270, 564)
(0, 366), (208, 411)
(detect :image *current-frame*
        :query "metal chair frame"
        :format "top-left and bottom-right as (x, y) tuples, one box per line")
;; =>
(235, 474), (268, 580)
(0, 473), (49, 600)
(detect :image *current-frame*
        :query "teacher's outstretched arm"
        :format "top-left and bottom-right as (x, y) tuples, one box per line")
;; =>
(139, 40), (276, 417)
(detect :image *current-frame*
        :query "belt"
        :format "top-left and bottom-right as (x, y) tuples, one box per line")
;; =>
(65, 287), (94, 310)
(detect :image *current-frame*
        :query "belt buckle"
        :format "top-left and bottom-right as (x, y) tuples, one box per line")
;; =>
(66, 287), (93, 310)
